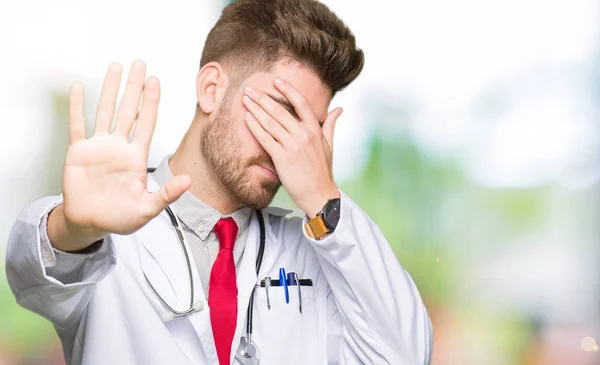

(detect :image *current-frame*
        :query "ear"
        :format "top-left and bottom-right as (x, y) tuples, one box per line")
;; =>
(196, 62), (229, 114)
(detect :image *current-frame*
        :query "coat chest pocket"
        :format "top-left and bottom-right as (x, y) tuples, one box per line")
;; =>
(244, 285), (326, 364)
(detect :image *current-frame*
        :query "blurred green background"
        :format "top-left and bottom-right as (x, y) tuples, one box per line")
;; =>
(1, 0), (599, 364)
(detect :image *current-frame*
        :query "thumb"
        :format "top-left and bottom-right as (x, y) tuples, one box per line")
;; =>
(146, 174), (192, 217)
(322, 107), (343, 153)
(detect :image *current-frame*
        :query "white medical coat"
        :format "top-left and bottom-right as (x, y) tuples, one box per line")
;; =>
(6, 174), (433, 365)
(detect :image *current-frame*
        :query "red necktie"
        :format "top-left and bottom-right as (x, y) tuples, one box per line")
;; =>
(209, 217), (239, 365)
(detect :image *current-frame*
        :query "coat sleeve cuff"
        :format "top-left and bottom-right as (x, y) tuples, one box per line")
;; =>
(39, 200), (62, 268)
(39, 200), (105, 269)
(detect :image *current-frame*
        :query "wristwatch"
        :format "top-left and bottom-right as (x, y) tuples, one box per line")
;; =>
(304, 198), (341, 239)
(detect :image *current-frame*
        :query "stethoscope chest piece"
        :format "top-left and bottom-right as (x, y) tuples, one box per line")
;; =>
(236, 335), (260, 364)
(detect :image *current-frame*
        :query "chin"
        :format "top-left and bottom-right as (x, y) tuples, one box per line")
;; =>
(228, 169), (281, 211)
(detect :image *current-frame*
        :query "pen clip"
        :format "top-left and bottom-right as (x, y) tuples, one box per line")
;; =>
(293, 272), (302, 314)
(264, 277), (271, 310)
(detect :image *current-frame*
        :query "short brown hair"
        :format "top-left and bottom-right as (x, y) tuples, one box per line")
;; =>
(200, 0), (364, 96)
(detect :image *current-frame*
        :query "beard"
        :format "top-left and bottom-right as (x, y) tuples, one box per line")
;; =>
(200, 93), (281, 211)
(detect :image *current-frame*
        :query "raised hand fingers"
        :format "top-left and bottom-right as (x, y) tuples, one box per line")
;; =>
(144, 174), (191, 218)
(113, 61), (146, 138)
(94, 63), (123, 135)
(68, 82), (86, 144)
(131, 76), (161, 153)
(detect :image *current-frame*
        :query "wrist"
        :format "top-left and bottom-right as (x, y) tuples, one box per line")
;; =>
(49, 205), (106, 252)
(301, 186), (340, 219)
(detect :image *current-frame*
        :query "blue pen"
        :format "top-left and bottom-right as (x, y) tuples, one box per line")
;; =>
(279, 268), (289, 303)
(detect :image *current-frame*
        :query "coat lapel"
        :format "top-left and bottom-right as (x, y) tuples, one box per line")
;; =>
(138, 176), (205, 315)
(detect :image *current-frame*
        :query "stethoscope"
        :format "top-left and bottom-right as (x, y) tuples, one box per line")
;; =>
(145, 168), (265, 364)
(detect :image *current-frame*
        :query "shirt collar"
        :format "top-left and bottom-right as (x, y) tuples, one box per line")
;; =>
(151, 155), (253, 240)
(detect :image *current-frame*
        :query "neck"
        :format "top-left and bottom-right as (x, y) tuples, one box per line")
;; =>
(169, 118), (242, 215)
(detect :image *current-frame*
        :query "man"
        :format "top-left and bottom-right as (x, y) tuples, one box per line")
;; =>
(6, 0), (433, 364)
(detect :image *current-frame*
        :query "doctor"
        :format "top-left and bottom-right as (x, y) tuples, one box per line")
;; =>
(6, 0), (433, 364)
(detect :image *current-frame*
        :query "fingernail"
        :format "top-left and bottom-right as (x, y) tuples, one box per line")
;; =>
(338, 109), (343, 117)
(243, 95), (252, 104)
(274, 77), (284, 85)
(246, 112), (256, 121)
(244, 85), (254, 95)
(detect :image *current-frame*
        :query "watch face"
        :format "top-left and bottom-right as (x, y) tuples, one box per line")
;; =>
(323, 198), (341, 230)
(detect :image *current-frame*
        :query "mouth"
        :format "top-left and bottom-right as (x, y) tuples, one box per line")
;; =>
(257, 164), (279, 179)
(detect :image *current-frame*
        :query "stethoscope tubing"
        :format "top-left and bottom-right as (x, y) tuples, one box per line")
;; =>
(145, 167), (266, 327)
